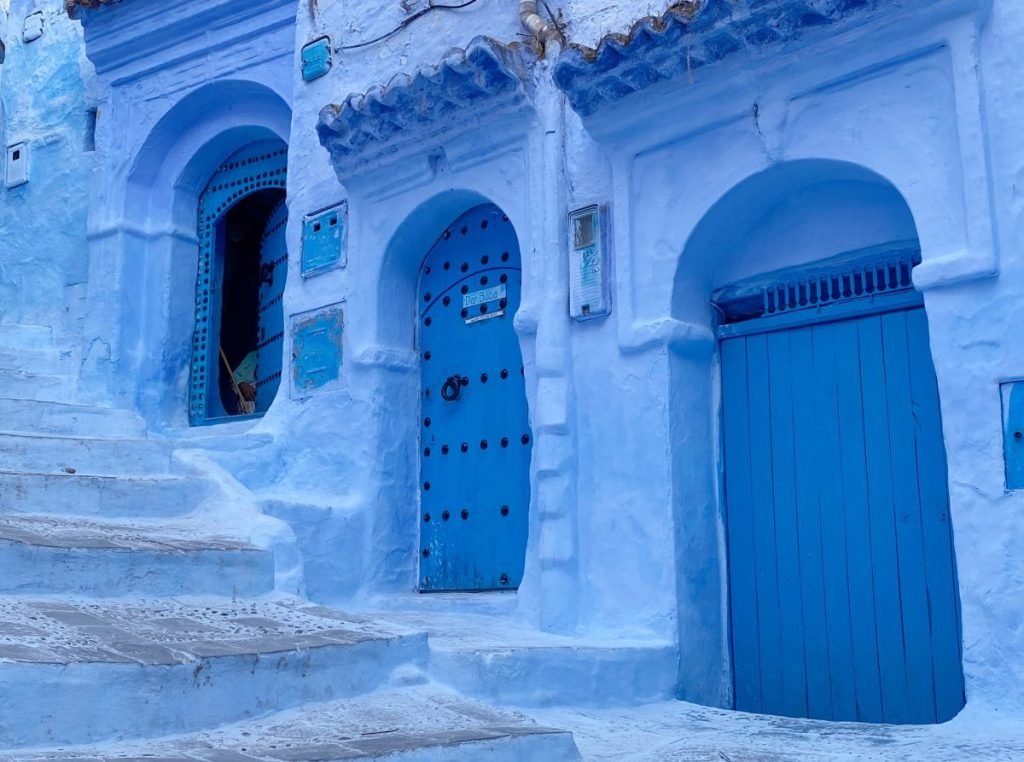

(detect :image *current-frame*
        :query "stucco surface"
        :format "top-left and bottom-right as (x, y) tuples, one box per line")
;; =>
(1, 0), (1023, 753)
(0, 0), (94, 347)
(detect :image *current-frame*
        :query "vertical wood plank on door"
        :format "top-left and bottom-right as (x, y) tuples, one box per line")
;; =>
(834, 317), (884, 723)
(746, 333), (785, 714)
(790, 326), (833, 720)
(811, 321), (857, 721)
(721, 337), (762, 712)
(858, 314), (912, 724)
(905, 309), (966, 722)
(881, 310), (938, 724)
(767, 329), (809, 718)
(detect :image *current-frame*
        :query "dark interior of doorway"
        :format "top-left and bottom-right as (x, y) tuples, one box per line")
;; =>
(217, 188), (285, 416)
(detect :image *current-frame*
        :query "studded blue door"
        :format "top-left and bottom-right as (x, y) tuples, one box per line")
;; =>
(418, 205), (531, 592)
(718, 251), (965, 725)
(256, 199), (288, 413)
(189, 140), (287, 425)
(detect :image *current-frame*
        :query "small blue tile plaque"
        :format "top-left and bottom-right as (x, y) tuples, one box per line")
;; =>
(290, 304), (344, 399)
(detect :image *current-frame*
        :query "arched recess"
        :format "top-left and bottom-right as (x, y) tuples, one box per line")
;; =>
(369, 191), (534, 593)
(670, 159), (965, 724)
(188, 139), (288, 425)
(88, 79), (291, 427)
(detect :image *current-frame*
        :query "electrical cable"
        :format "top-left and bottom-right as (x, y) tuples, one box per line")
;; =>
(335, 0), (482, 52)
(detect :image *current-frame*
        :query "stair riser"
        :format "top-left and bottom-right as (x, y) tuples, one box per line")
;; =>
(0, 350), (65, 377)
(0, 402), (147, 439)
(0, 635), (428, 748)
(0, 326), (53, 351)
(0, 438), (173, 476)
(0, 373), (69, 404)
(0, 475), (210, 517)
(391, 734), (581, 762)
(431, 646), (679, 708)
(0, 544), (274, 598)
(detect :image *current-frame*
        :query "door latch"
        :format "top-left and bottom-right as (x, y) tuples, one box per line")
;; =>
(441, 375), (468, 402)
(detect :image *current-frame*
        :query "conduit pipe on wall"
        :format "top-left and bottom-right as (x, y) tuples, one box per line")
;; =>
(520, 0), (562, 55)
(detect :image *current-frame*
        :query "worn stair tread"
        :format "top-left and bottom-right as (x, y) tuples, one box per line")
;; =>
(0, 596), (419, 665)
(0, 514), (261, 552)
(0, 431), (172, 476)
(0, 686), (580, 760)
(0, 325), (54, 351)
(0, 429), (152, 445)
(0, 399), (147, 439)
(0, 599), (430, 748)
(0, 469), (186, 482)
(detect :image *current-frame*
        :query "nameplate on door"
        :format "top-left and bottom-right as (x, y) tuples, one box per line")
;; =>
(463, 284), (506, 309)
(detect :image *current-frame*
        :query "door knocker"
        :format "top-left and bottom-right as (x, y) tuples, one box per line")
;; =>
(441, 375), (467, 402)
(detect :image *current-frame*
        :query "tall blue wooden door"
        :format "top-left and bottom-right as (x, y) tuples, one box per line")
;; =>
(418, 205), (531, 592)
(255, 199), (288, 413)
(718, 251), (965, 725)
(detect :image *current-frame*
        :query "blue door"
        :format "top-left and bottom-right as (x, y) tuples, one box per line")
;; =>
(718, 249), (965, 725)
(255, 199), (288, 412)
(418, 205), (531, 592)
(189, 140), (287, 425)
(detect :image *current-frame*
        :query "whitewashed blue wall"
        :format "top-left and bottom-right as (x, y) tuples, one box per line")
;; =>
(0, 0), (94, 364)
(57, 0), (1024, 718)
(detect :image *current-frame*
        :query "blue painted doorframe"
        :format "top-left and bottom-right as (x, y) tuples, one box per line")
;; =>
(717, 247), (965, 725)
(189, 140), (287, 426)
(418, 205), (532, 592)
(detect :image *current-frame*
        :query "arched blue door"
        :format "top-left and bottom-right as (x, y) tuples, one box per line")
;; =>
(717, 247), (965, 725)
(418, 205), (531, 592)
(189, 140), (287, 425)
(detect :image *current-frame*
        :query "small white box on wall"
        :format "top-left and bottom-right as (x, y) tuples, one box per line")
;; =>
(567, 203), (611, 321)
(5, 143), (28, 189)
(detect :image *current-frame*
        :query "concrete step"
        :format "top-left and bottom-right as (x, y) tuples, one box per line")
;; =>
(0, 514), (274, 598)
(0, 470), (211, 517)
(366, 607), (678, 708)
(0, 398), (147, 439)
(0, 596), (428, 749)
(0, 431), (173, 475)
(0, 347), (67, 376)
(0, 324), (53, 351)
(0, 685), (580, 760)
(0, 369), (70, 404)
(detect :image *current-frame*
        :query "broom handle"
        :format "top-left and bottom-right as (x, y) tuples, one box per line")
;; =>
(219, 347), (252, 414)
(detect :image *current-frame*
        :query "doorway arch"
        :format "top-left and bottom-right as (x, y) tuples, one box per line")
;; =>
(674, 159), (965, 724)
(189, 139), (288, 425)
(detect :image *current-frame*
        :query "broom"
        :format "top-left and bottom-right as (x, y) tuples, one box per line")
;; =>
(220, 347), (255, 415)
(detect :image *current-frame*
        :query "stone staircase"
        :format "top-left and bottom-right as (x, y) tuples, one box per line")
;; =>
(0, 357), (579, 760)
(0, 324), (77, 405)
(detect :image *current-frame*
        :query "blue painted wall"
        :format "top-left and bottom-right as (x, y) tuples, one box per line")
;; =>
(35, 0), (1024, 723)
(0, 0), (95, 361)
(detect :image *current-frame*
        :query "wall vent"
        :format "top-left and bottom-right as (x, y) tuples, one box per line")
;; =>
(713, 243), (921, 325)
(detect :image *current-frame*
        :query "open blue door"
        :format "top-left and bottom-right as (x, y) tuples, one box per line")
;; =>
(418, 205), (532, 592)
(189, 140), (287, 425)
(255, 199), (288, 413)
